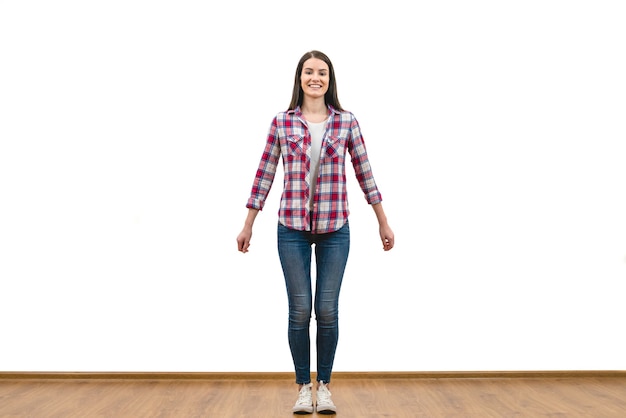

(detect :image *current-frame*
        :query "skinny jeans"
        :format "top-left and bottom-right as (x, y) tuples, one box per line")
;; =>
(277, 221), (350, 384)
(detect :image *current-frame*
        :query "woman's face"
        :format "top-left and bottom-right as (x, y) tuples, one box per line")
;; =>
(300, 58), (330, 100)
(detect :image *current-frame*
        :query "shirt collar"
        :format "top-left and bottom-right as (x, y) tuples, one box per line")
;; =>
(288, 105), (340, 117)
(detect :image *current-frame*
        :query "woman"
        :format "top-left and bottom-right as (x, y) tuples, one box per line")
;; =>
(236, 50), (394, 415)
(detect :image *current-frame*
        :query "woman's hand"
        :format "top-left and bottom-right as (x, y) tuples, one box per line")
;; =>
(371, 203), (394, 251)
(236, 208), (259, 253)
(379, 224), (394, 251)
(236, 226), (252, 253)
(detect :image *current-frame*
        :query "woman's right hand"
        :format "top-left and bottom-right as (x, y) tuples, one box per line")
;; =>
(236, 208), (259, 253)
(236, 226), (252, 253)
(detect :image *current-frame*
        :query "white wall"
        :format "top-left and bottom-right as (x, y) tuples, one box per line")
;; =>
(1, 0), (625, 372)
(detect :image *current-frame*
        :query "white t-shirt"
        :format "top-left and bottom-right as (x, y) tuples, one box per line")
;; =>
(307, 119), (327, 212)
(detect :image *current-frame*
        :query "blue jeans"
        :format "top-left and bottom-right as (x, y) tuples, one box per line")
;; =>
(277, 221), (350, 384)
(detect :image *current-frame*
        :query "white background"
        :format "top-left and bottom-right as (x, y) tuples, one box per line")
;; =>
(1, 0), (625, 372)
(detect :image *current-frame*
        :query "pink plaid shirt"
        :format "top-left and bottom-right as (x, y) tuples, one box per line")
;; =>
(246, 105), (382, 234)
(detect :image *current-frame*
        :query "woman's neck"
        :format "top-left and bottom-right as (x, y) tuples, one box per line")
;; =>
(300, 97), (327, 115)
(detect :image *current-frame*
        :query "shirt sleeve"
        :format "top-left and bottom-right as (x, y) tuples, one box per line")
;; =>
(347, 115), (383, 205)
(246, 117), (282, 210)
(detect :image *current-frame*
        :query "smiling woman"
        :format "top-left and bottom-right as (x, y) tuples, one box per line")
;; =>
(299, 59), (331, 121)
(236, 50), (394, 414)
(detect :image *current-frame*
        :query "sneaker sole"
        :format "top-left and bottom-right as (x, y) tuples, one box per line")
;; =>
(292, 406), (313, 414)
(316, 407), (337, 415)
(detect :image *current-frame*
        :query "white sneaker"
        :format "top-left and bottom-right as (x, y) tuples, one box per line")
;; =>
(292, 383), (313, 414)
(316, 381), (337, 414)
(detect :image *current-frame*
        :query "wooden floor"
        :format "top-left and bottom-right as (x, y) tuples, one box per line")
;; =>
(1, 372), (626, 417)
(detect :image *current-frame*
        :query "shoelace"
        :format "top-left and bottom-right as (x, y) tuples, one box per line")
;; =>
(296, 386), (312, 405)
(317, 383), (332, 404)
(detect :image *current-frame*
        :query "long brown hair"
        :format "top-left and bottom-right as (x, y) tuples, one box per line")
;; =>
(288, 50), (343, 111)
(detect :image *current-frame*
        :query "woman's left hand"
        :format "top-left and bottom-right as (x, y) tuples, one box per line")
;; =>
(379, 224), (394, 251)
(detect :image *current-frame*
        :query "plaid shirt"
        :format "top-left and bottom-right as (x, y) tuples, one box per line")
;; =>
(246, 105), (382, 234)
